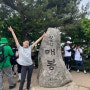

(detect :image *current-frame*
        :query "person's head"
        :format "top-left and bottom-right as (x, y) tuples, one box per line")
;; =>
(0, 38), (8, 45)
(23, 39), (30, 48)
(76, 44), (80, 48)
(66, 41), (72, 45)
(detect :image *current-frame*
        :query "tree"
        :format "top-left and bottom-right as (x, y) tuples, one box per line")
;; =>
(80, 18), (90, 44)
(0, 0), (89, 44)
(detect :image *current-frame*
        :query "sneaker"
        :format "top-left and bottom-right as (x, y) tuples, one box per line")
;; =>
(68, 67), (71, 71)
(9, 83), (16, 89)
(84, 70), (87, 74)
(68, 68), (70, 71)
(17, 79), (21, 82)
(77, 70), (79, 73)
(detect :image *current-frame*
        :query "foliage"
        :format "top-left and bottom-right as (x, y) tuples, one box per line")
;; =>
(0, 0), (89, 46)
(0, 15), (22, 45)
(79, 18), (90, 54)
(80, 18), (90, 41)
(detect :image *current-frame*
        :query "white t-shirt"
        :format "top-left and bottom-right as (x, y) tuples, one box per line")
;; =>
(64, 45), (71, 57)
(17, 45), (33, 66)
(74, 48), (83, 61)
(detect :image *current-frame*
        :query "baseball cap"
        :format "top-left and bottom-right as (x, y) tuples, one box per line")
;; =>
(66, 41), (72, 44)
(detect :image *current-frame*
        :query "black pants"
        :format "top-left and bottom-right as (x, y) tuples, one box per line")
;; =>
(19, 64), (34, 90)
(64, 56), (71, 70)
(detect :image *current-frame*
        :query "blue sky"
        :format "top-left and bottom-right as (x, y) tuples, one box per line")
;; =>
(79, 0), (90, 18)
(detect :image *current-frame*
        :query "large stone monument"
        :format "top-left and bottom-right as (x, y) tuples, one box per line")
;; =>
(38, 28), (73, 88)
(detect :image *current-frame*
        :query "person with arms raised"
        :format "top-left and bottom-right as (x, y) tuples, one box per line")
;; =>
(8, 26), (46, 90)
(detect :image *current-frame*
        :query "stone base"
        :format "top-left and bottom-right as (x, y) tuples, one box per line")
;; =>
(31, 82), (79, 90)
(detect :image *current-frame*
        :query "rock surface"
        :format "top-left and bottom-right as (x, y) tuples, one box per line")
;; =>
(38, 28), (72, 88)
(31, 82), (78, 90)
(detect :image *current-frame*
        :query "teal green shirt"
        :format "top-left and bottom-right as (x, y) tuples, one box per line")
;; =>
(0, 45), (14, 68)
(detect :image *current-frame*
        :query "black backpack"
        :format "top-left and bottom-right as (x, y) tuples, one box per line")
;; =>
(0, 45), (4, 63)
(10, 47), (18, 65)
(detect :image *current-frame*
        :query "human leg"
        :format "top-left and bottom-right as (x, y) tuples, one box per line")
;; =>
(4, 67), (16, 89)
(17, 64), (22, 81)
(80, 61), (86, 73)
(19, 66), (27, 90)
(26, 64), (34, 90)
(0, 69), (3, 90)
(12, 65), (16, 77)
(75, 61), (79, 71)
(79, 61), (85, 70)
(68, 57), (71, 70)
(64, 57), (68, 69)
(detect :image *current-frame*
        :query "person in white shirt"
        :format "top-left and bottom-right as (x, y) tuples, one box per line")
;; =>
(8, 26), (46, 90)
(64, 41), (72, 71)
(74, 45), (86, 74)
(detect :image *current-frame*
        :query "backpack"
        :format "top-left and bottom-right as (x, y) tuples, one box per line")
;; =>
(10, 47), (18, 65)
(0, 45), (4, 63)
(71, 49), (75, 60)
(71, 50), (75, 60)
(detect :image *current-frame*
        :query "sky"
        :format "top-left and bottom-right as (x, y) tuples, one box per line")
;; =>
(79, 0), (90, 18)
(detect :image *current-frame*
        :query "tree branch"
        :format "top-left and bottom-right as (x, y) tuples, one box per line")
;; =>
(2, 0), (18, 11)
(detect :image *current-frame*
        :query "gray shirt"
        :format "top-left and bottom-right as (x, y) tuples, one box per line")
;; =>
(17, 44), (33, 66)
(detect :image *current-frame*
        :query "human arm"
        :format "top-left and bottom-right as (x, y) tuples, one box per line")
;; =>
(8, 46), (14, 56)
(8, 26), (19, 47)
(68, 45), (76, 52)
(31, 33), (46, 49)
(78, 48), (83, 54)
(65, 46), (72, 52)
(15, 51), (19, 58)
(67, 49), (72, 52)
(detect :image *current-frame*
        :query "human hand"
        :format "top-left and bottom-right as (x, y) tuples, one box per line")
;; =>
(8, 26), (13, 32)
(72, 45), (75, 48)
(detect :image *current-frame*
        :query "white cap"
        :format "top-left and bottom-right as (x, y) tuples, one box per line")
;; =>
(66, 41), (72, 44)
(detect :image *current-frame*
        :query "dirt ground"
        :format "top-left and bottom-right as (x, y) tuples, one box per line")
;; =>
(3, 69), (90, 90)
